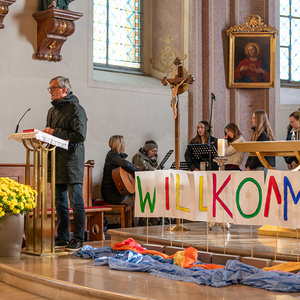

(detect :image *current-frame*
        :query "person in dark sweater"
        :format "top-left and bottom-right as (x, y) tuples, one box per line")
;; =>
(185, 121), (218, 171)
(284, 111), (300, 170)
(245, 109), (275, 171)
(101, 135), (138, 206)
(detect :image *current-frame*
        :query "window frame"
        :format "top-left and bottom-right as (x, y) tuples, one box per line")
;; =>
(280, 0), (300, 87)
(93, 0), (144, 75)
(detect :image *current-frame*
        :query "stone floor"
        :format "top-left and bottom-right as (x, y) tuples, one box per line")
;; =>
(0, 281), (48, 299)
(0, 222), (300, 300)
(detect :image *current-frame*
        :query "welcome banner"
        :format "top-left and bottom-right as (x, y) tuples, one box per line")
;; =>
(135, 170), (300, 229)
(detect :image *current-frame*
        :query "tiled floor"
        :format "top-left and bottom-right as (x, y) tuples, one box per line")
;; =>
(0, 223), (300, 300)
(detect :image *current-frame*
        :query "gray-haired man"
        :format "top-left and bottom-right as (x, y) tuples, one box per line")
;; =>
(43, 76), (87, 251)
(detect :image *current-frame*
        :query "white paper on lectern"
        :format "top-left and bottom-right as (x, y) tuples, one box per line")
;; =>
(8, 131), (69, 150)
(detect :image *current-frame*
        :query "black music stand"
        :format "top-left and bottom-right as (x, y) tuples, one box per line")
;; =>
(170, 161), (189, 170)
(187, 144), (218, 170)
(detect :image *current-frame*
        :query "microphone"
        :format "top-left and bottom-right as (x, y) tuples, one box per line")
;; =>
(15, 108), (31, 133)
(211, 92), (216, 100)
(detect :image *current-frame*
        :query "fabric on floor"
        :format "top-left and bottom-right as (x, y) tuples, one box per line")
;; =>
(74, 239), (300, 292)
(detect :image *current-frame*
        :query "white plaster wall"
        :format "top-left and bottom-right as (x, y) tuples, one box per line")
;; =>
(0, 0), (189, 197)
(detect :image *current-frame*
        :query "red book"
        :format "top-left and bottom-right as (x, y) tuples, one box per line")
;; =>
(23, 129), (39, 133)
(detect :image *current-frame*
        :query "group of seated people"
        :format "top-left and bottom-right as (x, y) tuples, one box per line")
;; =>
(100, 109), (299, 212)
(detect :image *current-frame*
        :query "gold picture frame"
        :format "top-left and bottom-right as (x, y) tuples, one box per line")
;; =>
(227, 15), (278, 89)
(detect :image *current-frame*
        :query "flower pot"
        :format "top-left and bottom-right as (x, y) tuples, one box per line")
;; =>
(0, 213), (24, 257)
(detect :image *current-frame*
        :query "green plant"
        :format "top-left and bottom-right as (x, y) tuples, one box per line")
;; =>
(0, 177), (37, 218)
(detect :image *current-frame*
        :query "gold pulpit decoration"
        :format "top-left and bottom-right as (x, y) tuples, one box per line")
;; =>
(9, 131), (69, 255)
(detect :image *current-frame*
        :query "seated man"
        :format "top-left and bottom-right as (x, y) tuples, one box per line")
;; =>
(132, 140), (158, 171)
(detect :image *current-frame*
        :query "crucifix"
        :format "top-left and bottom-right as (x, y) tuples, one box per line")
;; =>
(161, 57), (195, 170)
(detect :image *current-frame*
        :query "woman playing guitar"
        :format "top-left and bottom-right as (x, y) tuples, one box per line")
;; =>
(101, 135), (138, 206)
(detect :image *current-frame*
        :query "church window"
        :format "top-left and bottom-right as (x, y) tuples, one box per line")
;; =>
(93, 0), (142, 73)
(280, 0), (300, 85)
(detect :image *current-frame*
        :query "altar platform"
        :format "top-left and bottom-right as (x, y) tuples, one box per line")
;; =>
(1, 222), (300, 300)
(108, 221), (300, 262)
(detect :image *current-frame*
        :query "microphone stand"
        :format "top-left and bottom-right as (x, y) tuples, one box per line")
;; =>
(208, 93), (216, 170)
(15, 108), (31, 133)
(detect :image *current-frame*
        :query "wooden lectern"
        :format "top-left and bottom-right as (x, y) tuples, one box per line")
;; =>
(232, 140), (300, 238)
(9, 131), (69, 255)
(231, 140), (300, 170)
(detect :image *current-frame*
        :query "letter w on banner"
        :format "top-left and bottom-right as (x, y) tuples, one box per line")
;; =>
(135, 171), (156, 218)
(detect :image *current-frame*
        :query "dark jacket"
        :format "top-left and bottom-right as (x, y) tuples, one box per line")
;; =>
(46, 93), (87, 184)
(101, 150), (138, 205)
(245, 129), (275, 170)
(132, 148), (158, 171)
(284, 128), (298, 165)
(184, 136), (219, 171)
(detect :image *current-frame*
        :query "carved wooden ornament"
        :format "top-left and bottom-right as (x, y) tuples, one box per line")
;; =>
(0, 0), (16, 29)
(33, 8), (83, 62)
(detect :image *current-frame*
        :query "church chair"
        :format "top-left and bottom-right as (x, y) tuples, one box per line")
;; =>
(93, 199), (132, 228)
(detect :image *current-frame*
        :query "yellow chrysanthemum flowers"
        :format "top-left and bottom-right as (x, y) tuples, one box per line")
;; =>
(0, 177), (37, 219)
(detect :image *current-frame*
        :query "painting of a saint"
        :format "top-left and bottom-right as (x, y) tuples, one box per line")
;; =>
(234, 43), (270, 83)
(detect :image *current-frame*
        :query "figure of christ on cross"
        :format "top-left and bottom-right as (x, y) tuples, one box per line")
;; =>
(165, 78), (186, 119)
(161, 57), (195, 170)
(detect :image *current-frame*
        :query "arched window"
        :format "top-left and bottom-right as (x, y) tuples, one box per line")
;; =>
(280, 0), (300, 85)
(93, 0), (143, 74)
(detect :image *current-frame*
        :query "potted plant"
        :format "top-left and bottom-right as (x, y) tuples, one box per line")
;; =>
(0, 177), (37, 257)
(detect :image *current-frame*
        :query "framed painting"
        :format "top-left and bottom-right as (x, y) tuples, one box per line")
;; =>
(228, 32), (276, 88)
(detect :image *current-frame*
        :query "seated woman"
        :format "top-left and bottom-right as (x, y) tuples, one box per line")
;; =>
(101, 135), (138, 206)
(224, 123), (245, 170)
(132, 140), (158, 171)
(185, 121), (218, 171)
(284, 111), (300, 170)
(245, 109), (275, 171)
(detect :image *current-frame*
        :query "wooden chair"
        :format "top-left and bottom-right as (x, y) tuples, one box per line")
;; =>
(93, 199), (132, 228)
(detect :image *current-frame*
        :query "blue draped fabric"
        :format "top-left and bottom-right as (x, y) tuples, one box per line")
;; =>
(74, 245), (300, 293)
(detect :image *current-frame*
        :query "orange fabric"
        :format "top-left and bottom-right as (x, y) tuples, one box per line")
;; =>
(189, 264), (225, 270)
(140, 250), (169, 259)
(263, 262), (300, 273)
(112, 238), (146, 252)
(173, 247), (199, 268)
(113, 238), (225, 270)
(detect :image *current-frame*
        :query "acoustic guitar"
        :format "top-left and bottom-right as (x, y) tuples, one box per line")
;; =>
(112, 167), (135, 196)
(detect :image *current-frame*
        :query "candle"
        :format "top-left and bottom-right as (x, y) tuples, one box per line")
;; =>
(218, 139), (225, 157)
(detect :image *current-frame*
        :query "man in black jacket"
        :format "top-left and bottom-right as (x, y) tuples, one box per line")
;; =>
(43, 76), (87, 251)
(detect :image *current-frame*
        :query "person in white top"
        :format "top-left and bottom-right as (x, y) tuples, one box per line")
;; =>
(224, 123), (245, 170)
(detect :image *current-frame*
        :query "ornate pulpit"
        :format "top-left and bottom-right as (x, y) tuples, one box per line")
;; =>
(9, 131), (68, 255)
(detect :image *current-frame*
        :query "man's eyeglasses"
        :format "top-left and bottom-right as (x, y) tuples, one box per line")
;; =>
(47, 86), (60, 92)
